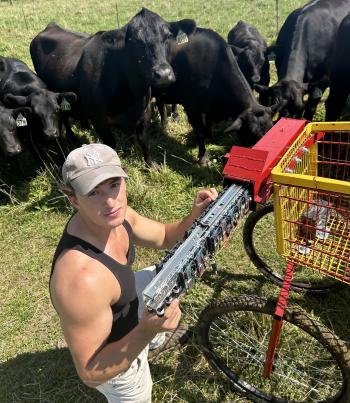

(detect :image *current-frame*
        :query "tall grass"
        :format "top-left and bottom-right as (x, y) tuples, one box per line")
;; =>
(1, 1), (349, 402)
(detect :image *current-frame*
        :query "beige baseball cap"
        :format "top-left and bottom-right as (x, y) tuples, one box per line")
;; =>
(62, 144), (128, 195)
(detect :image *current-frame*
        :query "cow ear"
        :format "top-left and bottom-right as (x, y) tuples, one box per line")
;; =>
(270, 100), (286, 114)
(229, 45), (244, 55)
(11, 106), (32, 118)
(253, 83), (270, 94)
(101, 31), (116, 45)
(170, 19), (196, 36)
(4, 94), (28, 107)
(224, 117), (242, 134)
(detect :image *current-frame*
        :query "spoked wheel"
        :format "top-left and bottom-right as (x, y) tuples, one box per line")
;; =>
(243, 204), (345, 293)
(196, 295), (350, 402)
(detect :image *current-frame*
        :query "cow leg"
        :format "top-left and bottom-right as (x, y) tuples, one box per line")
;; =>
(93, 118), (116, 148)
(260, 60), (270, 87)
(135, 105), (157, 168)
(62, 114), (82, 149)
(303, 95), (322, 121)
(171, 104), (180, 123)
(156, 99), (168, 131)
(325, 86), (349, 121)
(186, 108), (209, 167)
(304, 80), (330, 121)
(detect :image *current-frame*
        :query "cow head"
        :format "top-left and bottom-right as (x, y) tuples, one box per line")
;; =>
(4, 90), (77, 139)
(0, 106), (31, 156)
(124, 8), (196, 88)
(254, 79), (306, 118)
(225, 104), (280, 146)
(229, 43), (266, 86)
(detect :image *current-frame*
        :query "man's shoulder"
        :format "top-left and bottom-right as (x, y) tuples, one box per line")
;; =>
(51, 249), (120, 316)
(52, 249), (114, 295)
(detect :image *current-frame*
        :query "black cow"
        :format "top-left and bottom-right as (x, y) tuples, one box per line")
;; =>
(0, 57), (76, 140)
(255, 0), (350, 120)
(326, 13), (350, 121)
(0, 102), (32, 156)
(152, 27), (279, 166)
(30, 8), (197, 166)
(227, 20), (270, 88)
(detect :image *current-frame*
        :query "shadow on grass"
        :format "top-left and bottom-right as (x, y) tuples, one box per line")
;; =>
(1, 345), (235, 403)
(202, 267), (267, 301)
(150, 340), (235, 402)
(288, 286), (350, 342)
(0, 348), (104, 403)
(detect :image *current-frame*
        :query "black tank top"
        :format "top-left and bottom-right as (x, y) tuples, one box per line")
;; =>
(51, 219), (139, 343)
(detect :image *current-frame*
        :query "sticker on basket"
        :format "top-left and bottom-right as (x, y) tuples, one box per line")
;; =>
(300, 200), (330, 242)
(296, 244), (311, 255)
(316, 227), (330, 240)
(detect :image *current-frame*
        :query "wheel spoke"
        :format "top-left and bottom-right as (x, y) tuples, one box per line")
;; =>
(197, 297), (349, 402)
(243, 205), (342, 292)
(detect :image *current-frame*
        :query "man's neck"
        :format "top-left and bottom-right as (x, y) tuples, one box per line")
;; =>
(68, 212), (121, 251)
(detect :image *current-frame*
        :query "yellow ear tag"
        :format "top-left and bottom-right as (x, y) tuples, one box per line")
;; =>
(16, 113), (27, 127)
(60, 98), (71, 111)
(176, 31), (188, 45)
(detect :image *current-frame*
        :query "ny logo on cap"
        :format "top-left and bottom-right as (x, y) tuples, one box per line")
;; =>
(84, 150), (103, 166)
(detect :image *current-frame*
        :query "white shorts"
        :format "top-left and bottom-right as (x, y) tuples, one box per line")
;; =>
(95, 266), (164, 403)
(96, 346), (152, 403)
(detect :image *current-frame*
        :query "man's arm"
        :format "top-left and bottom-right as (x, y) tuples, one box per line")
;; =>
(126, 187), (218, 250)
(51, 251), (181, 387)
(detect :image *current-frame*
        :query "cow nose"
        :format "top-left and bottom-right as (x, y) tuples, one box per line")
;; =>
(152, 66), (176, 87)
(44, 128), (59, 139)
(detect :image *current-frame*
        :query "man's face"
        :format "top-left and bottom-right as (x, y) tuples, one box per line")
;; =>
(71, 177), (127, 229)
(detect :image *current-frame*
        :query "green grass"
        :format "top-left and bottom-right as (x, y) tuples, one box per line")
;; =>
(1, 0), (350, 402)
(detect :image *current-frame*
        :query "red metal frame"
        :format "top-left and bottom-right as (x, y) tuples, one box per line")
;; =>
(223, 118), (307, 203)
(222, 118), (307, 379)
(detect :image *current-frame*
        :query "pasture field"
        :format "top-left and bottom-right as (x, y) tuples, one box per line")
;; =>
(1, 0), (349, 402)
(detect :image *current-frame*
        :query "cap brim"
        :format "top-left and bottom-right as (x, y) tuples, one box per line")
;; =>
(70, 165), (128, 195)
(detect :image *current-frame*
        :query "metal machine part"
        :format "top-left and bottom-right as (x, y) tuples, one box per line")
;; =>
(142, 184), (250, 314)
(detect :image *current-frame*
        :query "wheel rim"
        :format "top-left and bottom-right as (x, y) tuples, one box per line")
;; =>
(205, 308), (344, 402)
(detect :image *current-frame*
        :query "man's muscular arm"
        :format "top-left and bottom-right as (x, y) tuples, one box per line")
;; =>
(51, 250), (181, 387)
(127, 187), (218, 250)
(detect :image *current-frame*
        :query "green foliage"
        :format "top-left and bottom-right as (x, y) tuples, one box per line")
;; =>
(1, 1), (349, 402)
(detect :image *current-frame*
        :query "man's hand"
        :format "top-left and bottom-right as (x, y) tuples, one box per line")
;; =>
(139, 299), (181, 335)
(191, 187), (218, 219)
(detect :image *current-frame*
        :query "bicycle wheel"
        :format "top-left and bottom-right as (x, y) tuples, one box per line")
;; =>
(243, 203), (345, 293)
(196, 295), (350, 403)
(196, 295), (350, 402)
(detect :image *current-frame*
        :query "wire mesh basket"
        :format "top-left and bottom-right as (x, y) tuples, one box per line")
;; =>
(271, 122), (350, 284)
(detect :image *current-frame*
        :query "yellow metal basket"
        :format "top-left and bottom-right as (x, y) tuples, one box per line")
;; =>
(271, 122), (350, 284)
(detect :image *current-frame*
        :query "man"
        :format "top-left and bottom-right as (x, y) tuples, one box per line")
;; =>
(50, 143), (218, 402)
